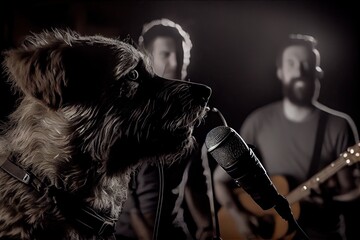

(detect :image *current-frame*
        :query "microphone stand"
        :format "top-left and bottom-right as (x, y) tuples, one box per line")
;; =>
(201, 144), (222, 240)
(211, 108), (228, 127)
(210, 171), (222, 240)
(203, 107), (228, 240)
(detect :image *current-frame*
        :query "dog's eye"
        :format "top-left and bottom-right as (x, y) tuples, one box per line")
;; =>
(127, 70), (139, 81)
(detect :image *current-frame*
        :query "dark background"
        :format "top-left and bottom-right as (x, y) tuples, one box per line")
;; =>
(1, 0), (359, 133)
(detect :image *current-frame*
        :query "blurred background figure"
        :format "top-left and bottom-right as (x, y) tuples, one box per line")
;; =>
(138, 18), (191, 80)
(115, 18), (214, 240)
(214, 34), (360, 240)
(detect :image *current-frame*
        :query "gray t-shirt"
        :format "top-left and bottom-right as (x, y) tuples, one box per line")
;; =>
(240, 101), (358, 239)
(241, 101), (356, 183)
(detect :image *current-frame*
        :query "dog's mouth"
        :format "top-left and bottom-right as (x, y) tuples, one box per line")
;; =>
(161, 122), (196, 147)
(172, 109), (207, 135)
(190, 106), (209, 127)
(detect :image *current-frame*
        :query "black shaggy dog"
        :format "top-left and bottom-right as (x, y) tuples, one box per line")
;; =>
(0, 29), (211, 239)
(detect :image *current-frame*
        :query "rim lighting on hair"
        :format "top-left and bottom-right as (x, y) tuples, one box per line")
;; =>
(139, 18), (193, 80)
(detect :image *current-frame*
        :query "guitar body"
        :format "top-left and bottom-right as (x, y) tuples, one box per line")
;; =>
(218, 175), (300, 240)
(218, 143), (360, 239)
(217, 204), (245, 240)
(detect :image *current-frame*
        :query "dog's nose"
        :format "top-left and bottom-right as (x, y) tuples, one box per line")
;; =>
(190, 83), (212, 105)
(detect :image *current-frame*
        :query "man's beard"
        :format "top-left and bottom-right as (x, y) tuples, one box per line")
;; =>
(283, 77), (315, 107)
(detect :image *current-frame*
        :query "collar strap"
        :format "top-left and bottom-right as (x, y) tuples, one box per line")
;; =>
(0, 156), (46, 192)
(1, 156), (31, 183)
(0, 156), (116, 237)
(49, 187), (116, 237)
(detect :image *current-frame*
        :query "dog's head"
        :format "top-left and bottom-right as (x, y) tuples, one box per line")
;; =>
(3, 29), (211, 172)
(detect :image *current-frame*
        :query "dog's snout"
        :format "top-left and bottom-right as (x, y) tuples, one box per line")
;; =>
(191, 83), (212, 105)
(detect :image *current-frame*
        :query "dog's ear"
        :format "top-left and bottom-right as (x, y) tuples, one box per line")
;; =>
(122, 34), (138, 49)
(3, 42), (68, 109)
(59, 45), (119, 105)
(3, 31), (123, 109)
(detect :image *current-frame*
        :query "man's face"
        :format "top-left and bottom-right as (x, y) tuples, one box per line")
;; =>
(279, 45), (316, 106)
(151, 36), (180, 79)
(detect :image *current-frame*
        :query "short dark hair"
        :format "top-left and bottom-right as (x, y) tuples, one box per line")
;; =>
(142, 25), (184, 79)
(276, 34), (319, 69)
(141, 25), (184, 53)
(138, 19), (192, 80)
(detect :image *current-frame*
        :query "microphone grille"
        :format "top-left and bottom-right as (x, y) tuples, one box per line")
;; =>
(205, 126), (231, 149)
(205, 126), (248, 168)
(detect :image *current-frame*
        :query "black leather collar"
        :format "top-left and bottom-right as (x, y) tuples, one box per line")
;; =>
(0, 155), (116, 237)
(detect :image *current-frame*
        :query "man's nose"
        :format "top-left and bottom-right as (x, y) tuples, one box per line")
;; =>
(300, 63), (307, 75)
(168, 53), (177, 68)
(294, 62), (307, 78)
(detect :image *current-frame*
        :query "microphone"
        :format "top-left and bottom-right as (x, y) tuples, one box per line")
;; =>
(205, 125), (309, 239)
(205, 125), (280, 210)
(210, 107), (228, 127)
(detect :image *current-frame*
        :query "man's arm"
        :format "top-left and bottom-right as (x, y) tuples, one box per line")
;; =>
(184, 185), (214, 240)
(130, 209), (155, 240)
(213, 165), (253, 238)
(185, 146), (214, 240)
(129, 164), (160, 240)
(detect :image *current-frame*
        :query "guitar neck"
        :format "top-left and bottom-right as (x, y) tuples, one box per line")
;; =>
(286, 155), (352, 204)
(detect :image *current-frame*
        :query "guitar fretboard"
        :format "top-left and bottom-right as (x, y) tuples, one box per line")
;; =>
(286, 145), (360, 204)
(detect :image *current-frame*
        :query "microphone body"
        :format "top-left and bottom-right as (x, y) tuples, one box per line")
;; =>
(206, 125), (309, 239)
(205, 126), (280, 210)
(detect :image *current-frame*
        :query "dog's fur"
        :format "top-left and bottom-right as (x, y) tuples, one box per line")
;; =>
(0, 29), (211, 239)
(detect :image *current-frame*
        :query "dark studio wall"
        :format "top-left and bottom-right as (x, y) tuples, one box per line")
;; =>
(1, 0), (359, 134)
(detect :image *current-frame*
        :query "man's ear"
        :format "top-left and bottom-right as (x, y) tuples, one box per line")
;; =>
(276, 68), (283, 81)
(3, 44), (67, 109)
(316, 66), (324, 80)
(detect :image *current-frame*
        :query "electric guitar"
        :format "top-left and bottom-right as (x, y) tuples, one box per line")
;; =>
(218, 143), (360, 240)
